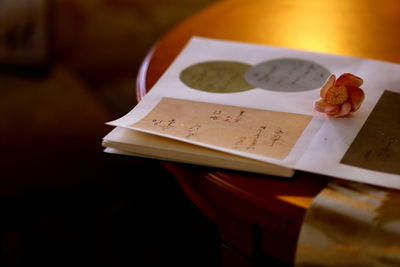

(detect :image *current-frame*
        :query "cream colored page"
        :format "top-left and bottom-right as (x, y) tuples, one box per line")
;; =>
(131, 98), (312, 160)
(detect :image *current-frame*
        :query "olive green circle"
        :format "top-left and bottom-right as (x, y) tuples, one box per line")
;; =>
(179, 61), (255, 93)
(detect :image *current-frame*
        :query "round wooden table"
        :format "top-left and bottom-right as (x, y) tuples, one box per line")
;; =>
(136, 0), (400, 265)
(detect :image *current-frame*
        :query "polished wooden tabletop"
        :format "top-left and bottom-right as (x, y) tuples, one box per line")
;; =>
(139, 0), (400, 96)
(136, 0), (400, 264)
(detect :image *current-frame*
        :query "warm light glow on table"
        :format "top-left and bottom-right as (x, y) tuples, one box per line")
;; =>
(148, 0), (400, 89)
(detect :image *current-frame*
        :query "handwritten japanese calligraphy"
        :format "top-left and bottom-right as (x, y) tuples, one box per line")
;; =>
(131, 98), (312, 159)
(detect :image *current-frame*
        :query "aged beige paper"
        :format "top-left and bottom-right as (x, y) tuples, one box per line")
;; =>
(131, 98), (312, 160)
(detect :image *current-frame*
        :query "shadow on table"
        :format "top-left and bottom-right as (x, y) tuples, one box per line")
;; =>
(0, 0), (220, 266)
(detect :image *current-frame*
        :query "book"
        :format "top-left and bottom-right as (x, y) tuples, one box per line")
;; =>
(102, 36), (400, 189)
(102, 126), (294, 177)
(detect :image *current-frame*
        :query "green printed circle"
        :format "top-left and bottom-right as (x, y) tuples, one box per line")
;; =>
(180, 61), (255, 93)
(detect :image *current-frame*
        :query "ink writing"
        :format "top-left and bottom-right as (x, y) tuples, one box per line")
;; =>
(186, 124), (201, 138)
(271, 129), (284, 147)
(247, 125), (267, 150)
(209, 110), (245, 123)
(152, 119), (176, 130)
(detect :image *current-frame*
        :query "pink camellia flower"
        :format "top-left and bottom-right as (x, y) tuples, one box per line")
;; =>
(314, 73), (365, 117)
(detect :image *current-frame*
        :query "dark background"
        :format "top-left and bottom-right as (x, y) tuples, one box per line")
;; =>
(0, 0), (220, 266)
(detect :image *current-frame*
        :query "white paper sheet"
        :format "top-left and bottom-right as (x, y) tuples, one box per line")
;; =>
(108, 37), (400, 189)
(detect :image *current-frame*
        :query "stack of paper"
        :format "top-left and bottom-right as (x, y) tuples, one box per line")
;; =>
(103, 126), (294, 177)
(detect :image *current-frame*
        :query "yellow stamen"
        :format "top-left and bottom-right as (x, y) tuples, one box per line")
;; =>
(325, 85), (348, 105)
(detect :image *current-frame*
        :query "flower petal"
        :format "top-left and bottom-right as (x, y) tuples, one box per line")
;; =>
(347, 86), (365, 112)
(336, 73), (363, 88)
(314, 98), (340, 114)
(320, 74), (336, 98)
(328, 102), (352, 117)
